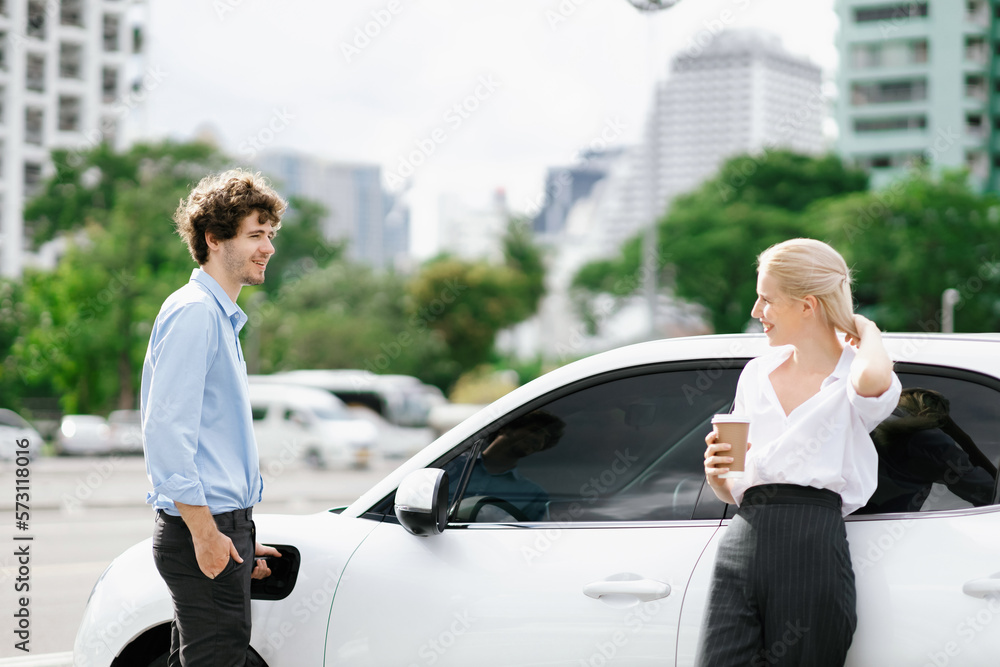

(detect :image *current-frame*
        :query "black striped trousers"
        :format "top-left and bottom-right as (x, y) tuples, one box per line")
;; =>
(695, 484), (857, 667)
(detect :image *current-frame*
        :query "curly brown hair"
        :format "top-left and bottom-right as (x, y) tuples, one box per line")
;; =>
(174, 169), (287, 265)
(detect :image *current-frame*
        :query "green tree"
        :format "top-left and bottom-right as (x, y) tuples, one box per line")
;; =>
(23, 141), (222, 247)
(501, 216), (546, 315)
(258, 195), (344, 295)
(0, 279), (31, 411)
(406, 218), (549, 388)
(15, 168), (206, 413)
(254, 262), (454, 388)
(13, 140), (344, 415)
(810, 170), (1000, 332)
(573, 151), (868, 333)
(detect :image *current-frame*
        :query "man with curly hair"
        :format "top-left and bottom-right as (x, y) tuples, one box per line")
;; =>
(140, 169), (287, 666)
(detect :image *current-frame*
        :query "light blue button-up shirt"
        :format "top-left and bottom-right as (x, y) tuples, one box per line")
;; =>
(140, 269), (263, 516)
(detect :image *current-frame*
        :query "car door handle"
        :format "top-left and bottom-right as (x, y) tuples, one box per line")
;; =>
(583, 578), (671, 602)
(963, 573), (1000, 599)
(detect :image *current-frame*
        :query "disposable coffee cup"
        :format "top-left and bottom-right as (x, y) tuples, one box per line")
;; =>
(712, 413), (750, 479)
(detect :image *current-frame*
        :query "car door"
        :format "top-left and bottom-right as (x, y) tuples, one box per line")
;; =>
(326, 363), (741, 666)
(678, 364), (1000, 666)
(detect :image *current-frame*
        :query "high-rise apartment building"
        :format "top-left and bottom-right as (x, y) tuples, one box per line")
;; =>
(255, 150), (408, 270)
(0, 0), (146, 278)
(437, 188), (509, 263)
(835, 0), (996, 190)
(531, 148), (623, 238)
(593, 29), (825, 251)
(509, 30), (825, 359)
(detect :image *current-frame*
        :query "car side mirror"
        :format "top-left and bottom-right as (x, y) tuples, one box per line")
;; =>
(395, 468), (449, 536)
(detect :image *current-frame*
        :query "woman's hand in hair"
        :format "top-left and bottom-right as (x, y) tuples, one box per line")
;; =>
(848, 314), (895, 397)
(845, 314), (878, 347)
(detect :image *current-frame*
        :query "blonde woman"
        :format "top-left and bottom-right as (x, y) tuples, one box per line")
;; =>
(697, 238), (902, 667)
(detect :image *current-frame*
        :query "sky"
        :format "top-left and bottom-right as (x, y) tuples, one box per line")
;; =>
(139, 0), (839, 257)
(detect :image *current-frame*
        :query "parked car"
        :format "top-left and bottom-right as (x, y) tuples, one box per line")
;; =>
(56, 415), (111, 455)
(345, 405), (435, 458)
(0, 408), (43, 460)
(248, 383), (377, 469)
(75, 334), (1000, 666)
(255, 370), (444, 459)
(107, 409), (144, 454)
(260, 369), (444, 428)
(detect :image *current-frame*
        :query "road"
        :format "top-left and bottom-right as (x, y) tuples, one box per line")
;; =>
(0, 454), (403, 659)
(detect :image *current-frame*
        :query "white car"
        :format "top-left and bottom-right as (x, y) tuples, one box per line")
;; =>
(108, 409), (144, 454)
(0, 408), (43, 460)
(75, 334), (1000, 666)
(57, 414), (112, 455)
(346, 405), (436, 459)
(249, 383), (377, 469)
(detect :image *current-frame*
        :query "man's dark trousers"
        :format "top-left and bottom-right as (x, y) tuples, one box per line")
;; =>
(153, 508), (264, 667)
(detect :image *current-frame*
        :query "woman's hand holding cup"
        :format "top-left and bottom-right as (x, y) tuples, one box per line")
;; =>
(704, 430), (734, 483)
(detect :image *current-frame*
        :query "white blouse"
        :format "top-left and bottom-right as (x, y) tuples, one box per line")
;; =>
(729, 344), (902, 516)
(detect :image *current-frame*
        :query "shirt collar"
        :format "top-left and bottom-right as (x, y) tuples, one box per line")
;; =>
(828, 344), (854, 381)
(190, 268), (248, 333)
(757, 343), (854, 383)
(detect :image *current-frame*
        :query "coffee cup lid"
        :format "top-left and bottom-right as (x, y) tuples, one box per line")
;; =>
(712, 413), (750, 424)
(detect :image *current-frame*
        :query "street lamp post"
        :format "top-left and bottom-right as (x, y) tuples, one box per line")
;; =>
(623, 0), (682, 340)
(941, 288), (961, 333)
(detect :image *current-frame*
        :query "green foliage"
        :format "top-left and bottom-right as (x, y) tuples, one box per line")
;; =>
(501, 216), (546, 313)
(573, 150), (870, 333)
(14, 146), (217, 413)
(253, 262), (454, 388)
(810, 170), (1000, 332)
(24, 141), (223, 247)
(661, 203), (809, 333)
(405, 218), (549, 389)
(407, 258), (528, 381)
(259, 195), (344, 295)
(713, 151), (868, 212)
(0, 279), (30, 411)
(10, 139), (363, 416)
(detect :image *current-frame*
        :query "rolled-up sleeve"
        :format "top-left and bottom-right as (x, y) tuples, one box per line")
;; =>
(847, 370), (902, 432)
(142, 302), (217, 507)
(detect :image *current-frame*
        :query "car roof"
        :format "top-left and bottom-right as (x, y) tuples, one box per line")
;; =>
(0, 408), (30, 428)
(247, 382), (348, 408)
(264, 369), (409, 392)
(62, 414), (107, 422)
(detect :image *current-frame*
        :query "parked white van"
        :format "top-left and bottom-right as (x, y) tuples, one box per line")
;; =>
(247, 383), (377, 469)
(260, 370), (440, 458)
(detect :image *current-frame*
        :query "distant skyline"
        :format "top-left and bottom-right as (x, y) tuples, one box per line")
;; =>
(141, 0), (838, 257)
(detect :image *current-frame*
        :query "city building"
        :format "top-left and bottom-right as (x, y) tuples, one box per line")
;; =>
(0, 0), (147, 278)
(531, 148), (623, 238)
(437, 188), (509, 263)
(254, 150), (409, 270)
(505, 29), (825, 360)
(594, 29), (825, 251)
(834, 0), (996, 190)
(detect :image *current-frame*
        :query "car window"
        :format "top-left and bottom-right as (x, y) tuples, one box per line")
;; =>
(857, 368), (1000, 515)
(441, 366), (741, 524)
